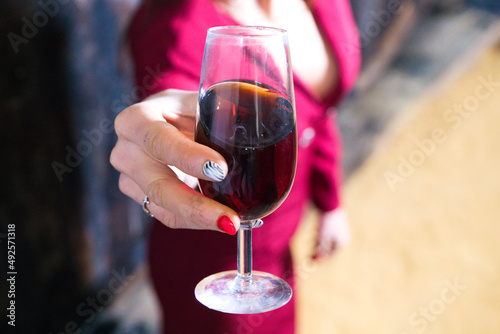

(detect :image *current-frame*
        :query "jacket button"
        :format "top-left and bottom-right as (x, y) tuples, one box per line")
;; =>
(299, 127), (316, 147)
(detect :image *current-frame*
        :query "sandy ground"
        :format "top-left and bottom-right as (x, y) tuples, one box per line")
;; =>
(292, 41), (500, 334)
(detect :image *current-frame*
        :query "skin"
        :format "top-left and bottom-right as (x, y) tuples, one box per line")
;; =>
(219, 0), (338, 100)
(110, 0), (351, 258)
(111, 89), (241, 231)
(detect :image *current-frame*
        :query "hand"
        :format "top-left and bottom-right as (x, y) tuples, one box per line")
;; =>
(110, 89), (240, 234)
(313, 207), (351, 261)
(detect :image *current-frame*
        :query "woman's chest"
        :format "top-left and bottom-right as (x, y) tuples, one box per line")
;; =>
(217, 0), (339, 101)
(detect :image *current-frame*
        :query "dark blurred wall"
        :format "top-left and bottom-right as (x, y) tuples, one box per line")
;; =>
(467, 0), (500, 13)
(349, 0), (467, 61)
(0, 3), (87, 333)
(349, 0), (498, 64)
(0, 1), (145, 333)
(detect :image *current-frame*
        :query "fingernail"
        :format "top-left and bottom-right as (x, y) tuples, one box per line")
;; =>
(203, 161), (226, 182)
(217, 215), (237, 235)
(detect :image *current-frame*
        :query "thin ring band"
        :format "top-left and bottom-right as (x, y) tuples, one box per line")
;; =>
(142, 195), (154, 218)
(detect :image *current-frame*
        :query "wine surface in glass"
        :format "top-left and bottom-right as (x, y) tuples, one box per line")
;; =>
(196, 80), (297, 221)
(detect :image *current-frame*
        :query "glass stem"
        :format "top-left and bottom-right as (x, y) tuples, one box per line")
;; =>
(237, 222), (253, 281)
(233, 220), (263, 292)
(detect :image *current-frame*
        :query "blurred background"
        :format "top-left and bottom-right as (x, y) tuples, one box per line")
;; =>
(1, 0), (499, 333)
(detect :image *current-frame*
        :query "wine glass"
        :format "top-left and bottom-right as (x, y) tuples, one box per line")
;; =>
(194, 26), (297, 314)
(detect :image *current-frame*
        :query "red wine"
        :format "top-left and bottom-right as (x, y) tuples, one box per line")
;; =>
(196, 80), (297, 221)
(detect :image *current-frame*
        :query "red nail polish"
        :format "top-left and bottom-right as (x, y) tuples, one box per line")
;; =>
(217, 215), (237, 235)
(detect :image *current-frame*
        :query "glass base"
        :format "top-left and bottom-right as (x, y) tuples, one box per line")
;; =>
(195, 270), (292, 314)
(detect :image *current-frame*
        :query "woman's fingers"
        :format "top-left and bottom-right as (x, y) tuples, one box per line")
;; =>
(145, 89), (198, 138)
(112, 140), (240, 233)
(114, 92), (228, 182)
(313, 208), (351, 261)
(111, 89), (239, 233)
(118, 174), (239, 233)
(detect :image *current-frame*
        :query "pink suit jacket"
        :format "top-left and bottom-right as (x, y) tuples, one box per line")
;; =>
(128, 0), (360, 332)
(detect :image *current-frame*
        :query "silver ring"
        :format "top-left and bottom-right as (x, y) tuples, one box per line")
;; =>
(142, 195), (154, 218)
